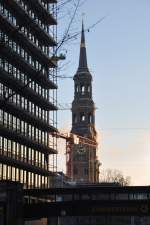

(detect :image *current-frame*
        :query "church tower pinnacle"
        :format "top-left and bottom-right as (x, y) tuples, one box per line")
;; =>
(69, 22), (100, 183)
(71, 21), (96, 139)
(78, 21), (89, 72)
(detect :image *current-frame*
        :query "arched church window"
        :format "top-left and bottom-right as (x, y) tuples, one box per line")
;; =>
(88, 113), (92, 123)
(75, 85), (79, 93)
(80, 113), (85, 122)
(87, 85), (91, 92)
(73, 114), (77, 123)
(81, 85), (85, 95)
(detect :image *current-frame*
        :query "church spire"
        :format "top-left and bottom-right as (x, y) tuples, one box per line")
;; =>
(78, 21), (89, 72)
(70, 20), (100, 183)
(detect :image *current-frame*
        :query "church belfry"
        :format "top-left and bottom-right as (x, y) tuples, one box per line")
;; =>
(70, 22), (100, 183)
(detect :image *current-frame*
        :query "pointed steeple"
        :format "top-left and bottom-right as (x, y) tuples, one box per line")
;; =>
(78, 21), (89, 72)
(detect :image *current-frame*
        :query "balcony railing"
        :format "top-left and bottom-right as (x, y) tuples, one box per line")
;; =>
(0, 42), (57, 89)
(0, 120), (57, 154)
(0, 96), (57, 133)
(0, 148), (46, 169)
(4, 0), (57, 46)
(0, 12), (57, 69)
(22, 0), (57, 25)
(0, 151), (54, 176)
(0, 68), (57, 111)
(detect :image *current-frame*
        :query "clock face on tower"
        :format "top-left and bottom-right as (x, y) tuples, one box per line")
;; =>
(77, 144), (86, 154)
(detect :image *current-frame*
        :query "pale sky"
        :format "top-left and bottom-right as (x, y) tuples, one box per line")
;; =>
(57, 0), (150, 185)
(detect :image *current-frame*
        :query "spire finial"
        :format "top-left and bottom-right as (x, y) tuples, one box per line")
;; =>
(78, 20), (89, 72)
(81, 20), (85, 47)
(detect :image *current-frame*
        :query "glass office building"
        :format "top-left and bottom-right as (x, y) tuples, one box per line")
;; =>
(0, 0), (57, 189)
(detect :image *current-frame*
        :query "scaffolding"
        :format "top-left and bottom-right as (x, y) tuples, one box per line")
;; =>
(0, 0), (57, 188)
(51, 131), (97, 179)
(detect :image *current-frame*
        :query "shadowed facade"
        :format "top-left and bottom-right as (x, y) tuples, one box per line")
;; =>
(71, 22), (100, 183)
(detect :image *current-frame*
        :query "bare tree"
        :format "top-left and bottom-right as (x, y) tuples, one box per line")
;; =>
(99, 169), (131, 186)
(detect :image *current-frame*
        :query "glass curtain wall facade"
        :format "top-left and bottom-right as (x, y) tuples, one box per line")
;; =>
(0, 0), (57, 189)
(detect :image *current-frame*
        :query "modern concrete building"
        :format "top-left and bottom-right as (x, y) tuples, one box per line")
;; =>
(70, 22), (100, 183)
(0, 0), (57, 189)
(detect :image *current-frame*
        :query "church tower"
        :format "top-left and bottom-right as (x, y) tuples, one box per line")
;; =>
(70, 22), (100, 183)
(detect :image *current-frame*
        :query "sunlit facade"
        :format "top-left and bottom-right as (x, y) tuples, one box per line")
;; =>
(0, 0), (57, 189)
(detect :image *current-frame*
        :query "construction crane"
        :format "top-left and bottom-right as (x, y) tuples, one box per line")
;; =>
(51, 131), (97, 178)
